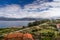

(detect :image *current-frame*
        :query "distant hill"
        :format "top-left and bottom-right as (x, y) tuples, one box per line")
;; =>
(0, 17), (43, 21)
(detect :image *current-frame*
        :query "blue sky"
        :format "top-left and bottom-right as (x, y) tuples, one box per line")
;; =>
(0, 0), (53, 7)
(0, 0), (36, 8)
(0, 0), (60, 18)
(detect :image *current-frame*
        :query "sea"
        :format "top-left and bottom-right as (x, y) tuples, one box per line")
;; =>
(0, 21), (34, 28)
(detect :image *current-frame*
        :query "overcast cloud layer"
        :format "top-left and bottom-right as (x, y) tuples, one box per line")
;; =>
(0, 0), (60, 18)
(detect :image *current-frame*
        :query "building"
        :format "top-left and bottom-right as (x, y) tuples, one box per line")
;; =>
(3, 32), (34, 40)
(3, 32), (23, 40)
(56, 24), (60, 31)
(23, 33), (34, 40)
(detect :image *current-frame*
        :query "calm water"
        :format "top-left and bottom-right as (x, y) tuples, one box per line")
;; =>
(0, 21), (34, 28)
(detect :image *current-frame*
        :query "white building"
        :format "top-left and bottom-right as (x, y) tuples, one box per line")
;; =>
(56, 24), (60, 31)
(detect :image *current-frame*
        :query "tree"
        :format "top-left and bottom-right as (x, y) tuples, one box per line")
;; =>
(28, 23), (33, 27)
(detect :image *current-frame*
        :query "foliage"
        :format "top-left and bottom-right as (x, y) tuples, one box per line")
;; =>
(1, 19), (60, 40)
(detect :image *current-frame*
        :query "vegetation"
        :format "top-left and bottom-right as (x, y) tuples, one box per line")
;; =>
(0, 19), (60, 40)
(27, 19), (60, 40)
(28, 19), (50, 27)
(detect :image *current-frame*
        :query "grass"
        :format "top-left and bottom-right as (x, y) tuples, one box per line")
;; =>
(0, 28), (22, 36)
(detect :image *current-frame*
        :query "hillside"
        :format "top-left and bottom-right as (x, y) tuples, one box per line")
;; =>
(0, 19), (60, 40)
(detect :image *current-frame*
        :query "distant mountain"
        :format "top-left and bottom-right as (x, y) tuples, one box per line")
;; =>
(0, 17), (43, 21)
(50, 16), (60, 20)
(0, 16), (60, 21)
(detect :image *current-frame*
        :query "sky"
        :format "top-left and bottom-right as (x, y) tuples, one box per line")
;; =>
(0, 0), (60, 18)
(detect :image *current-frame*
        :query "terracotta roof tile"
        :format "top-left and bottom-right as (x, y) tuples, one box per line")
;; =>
(23, 33), (34, 40)
(3, 32), (34, 40)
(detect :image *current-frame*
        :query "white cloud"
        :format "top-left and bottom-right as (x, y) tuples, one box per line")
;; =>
(0, 0), (60, 18)
(39, 8), (60, 18)
(54, 0), (60, 2)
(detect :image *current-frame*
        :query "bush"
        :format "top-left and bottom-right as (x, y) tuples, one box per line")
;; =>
(0, 36), (3, 40)
(28, 19), (50, 27)
(39, 32), (55, 40)
(49, 24), (56, 28)
(47, 32), (55, 37)
(32, 29), (38, 32)
(28, 23), (33, 27)
(40, 37), (53, 40)
(28, 21), (41, 27)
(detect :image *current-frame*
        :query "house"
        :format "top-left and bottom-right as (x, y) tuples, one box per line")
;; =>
(3, 32), (34, 40)
(56, 24), (60, 31)
(23, 32), (34, 40)
(3, 32), (23, 40)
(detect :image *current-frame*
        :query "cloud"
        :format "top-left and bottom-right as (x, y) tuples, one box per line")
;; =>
(0, 0), (60, 18)
(39, 8), (60, 18)
(0, 4), (22, 18)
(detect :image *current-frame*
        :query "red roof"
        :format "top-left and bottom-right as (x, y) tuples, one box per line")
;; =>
(3, 32), (34, 40)
(56, 24), (60, 28)
(23, 33), (34, 40)
(4, 32), (23, 38)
